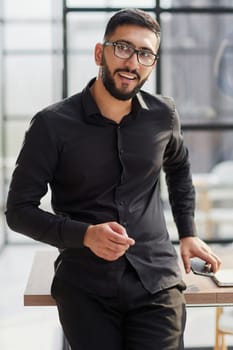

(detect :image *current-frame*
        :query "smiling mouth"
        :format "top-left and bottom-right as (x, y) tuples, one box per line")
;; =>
(118, 72), (138, 81)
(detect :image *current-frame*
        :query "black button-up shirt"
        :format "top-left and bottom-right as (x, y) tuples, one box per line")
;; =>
(6, 78), (196, 294)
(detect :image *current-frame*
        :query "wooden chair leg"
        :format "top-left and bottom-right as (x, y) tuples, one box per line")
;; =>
(214, 306), (230, 350)
(214, 330), (219, 350)
(214, 307), (224, 350)
(221, 334), (227, 350)
(214, 308), (219, 350)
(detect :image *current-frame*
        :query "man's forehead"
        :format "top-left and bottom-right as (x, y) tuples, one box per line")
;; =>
(108, 25), (158, 50)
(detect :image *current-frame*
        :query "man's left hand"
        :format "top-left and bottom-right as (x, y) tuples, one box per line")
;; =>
(180, 236), (222, 273)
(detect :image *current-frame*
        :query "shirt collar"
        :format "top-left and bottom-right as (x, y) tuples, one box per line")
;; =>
(81, 77), (147, 124)
(81, 78), (100, 119)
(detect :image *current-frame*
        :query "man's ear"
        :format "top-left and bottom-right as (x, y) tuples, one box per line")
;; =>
(94, 43), (103, 66)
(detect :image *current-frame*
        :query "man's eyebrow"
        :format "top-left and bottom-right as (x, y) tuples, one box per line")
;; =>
(115, 39), (132, 45)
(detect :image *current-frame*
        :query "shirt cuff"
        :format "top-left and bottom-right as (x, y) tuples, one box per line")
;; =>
(175, 215), (197, 239)
(61, 218), (90, 248)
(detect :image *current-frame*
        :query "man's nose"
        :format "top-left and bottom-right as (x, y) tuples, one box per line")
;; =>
(125, 52), (140, 69)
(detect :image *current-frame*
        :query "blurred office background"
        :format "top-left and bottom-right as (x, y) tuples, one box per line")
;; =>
(0, 0), (233, 349)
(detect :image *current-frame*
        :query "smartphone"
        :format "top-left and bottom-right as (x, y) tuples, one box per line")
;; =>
(190, 257), (214, 277)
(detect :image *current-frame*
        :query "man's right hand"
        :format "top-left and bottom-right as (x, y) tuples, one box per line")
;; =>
(83, 221), (135, 261)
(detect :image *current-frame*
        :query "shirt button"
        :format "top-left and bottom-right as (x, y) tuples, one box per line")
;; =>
(120, 149), (124, 154)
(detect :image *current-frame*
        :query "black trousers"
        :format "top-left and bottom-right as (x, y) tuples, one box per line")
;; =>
(52, 262), (186, 350)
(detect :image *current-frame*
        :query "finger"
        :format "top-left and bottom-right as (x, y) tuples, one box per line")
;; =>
(205, 254), (222, 273)
(105, 240), (130, 254)
(107, 246), (128, 259)
(196, 250), (222, 273)
(108, 222), (135, 245)
(97, 248), (125, 261)
(108, 230), (135, 246)
(209, 252), (222, 267)
(108, 221), (127, 235)
(181, 253), (191, 273)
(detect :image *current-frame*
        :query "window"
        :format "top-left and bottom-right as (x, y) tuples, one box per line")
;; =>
(1, 0), (233, 246)
(1, 0), (62, 244)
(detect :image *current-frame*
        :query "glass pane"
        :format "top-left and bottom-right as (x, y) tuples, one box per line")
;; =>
(161, 14), (233, 123)
(162, 130), (233, 241)
(67, 12), (110, 95)
(68, 12), (107, 50)
(1, 119), (23, 246)
(2, 0), (63, 245)
(5, 121), (52, 242)
(0, 212), (5, 248)
(102, 0), (155, 7)
(68, 10), (158, 49)
(67, 0), (106, 7)
(5, 120), (29, 159)
(185, 130), (233, 241)
(5, 55), (54, 117)
(4, 0), (52, 19)
(193, 163), (233, 241)
(161, 0), (233, 7)
(4, 119), (53, 244)
(184, 131), (233, 173)
(5, 23), (53, 50)
(67, 0), (155, 8)
(0, 6), (4, 249)
(142, 73), (156, 94)
(0, 154), (7, 248)
(69, 54), (98, 95)
(0, 22), (3, 155)
(186, 131), (233, 241)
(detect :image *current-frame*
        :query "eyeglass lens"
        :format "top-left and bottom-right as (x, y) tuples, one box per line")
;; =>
(114, 42), (157, 66)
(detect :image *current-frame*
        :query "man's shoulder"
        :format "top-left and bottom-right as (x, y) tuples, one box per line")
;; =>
(29, 92), (84, 134)
(40, 91), (83, 118)
(139, 90), (175, 112)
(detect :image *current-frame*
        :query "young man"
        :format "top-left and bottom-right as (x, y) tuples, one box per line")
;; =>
(6, 8), (221, 350)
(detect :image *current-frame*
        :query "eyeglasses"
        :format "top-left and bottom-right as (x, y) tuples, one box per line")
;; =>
(104, 41), (159, 67)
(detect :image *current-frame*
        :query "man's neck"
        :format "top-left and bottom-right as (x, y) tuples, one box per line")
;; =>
(90, 78), (132, 124)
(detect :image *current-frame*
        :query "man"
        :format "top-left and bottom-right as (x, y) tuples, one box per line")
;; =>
(6, 8), (221, 350)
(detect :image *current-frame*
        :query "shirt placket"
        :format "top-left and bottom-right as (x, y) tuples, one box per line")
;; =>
(115, 124), (128, 230)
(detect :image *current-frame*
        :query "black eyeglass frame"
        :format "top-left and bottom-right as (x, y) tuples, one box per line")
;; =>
(103, 41), (159, 67)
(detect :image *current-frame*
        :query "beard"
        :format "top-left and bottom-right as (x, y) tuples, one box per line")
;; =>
(100, 56), (148, 101)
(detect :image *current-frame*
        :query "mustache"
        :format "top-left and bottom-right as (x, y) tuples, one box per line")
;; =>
(114, 68), (140, 80)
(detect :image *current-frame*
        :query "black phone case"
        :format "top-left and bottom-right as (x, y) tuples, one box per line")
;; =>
(190, 258), (214, 277)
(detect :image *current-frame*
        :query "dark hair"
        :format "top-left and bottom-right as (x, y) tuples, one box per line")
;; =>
(104, 8), (161, 45)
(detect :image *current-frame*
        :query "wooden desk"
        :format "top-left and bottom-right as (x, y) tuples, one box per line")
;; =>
(24, 246), (233, 307)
